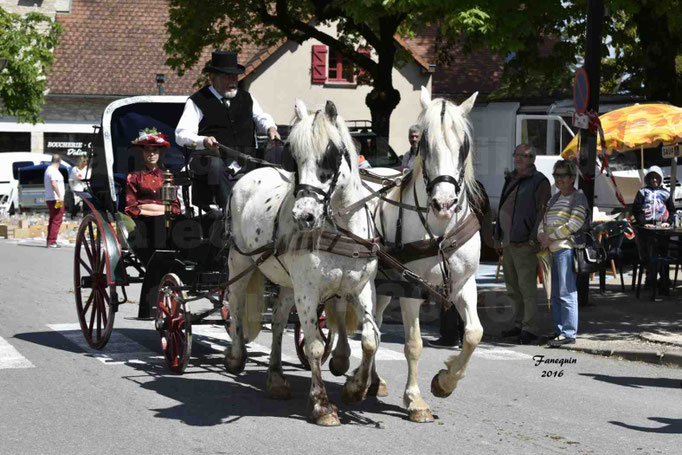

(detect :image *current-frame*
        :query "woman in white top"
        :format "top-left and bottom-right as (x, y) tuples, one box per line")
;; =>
(68, 157), (89, 217)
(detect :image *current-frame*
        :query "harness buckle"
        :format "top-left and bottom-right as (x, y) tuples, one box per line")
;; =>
(352, 251), (360, 258)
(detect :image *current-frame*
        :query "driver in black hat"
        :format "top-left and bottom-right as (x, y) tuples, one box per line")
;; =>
(175, 50), (280, 211)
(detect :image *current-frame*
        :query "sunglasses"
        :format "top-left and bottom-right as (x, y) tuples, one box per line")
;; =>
(553, 173), (573, 178)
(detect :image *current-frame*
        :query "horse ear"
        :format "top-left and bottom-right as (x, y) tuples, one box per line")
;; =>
(294, 99), (308, 121)
(459, 91), (478, 116)
(420, 86), (431, 109)
(325, 100), (338, 123)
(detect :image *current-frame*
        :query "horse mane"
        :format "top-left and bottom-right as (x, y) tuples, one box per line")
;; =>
(287, 107), (360, 190)
(418, 97), (482, 211)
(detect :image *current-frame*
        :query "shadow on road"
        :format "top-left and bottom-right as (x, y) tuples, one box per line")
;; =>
(610, 417), (682, 434)
(580, 373), (682, 389)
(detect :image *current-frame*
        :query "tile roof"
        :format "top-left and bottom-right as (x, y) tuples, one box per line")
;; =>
(403, 25), (504, 97)
(47, 0), (262, 96)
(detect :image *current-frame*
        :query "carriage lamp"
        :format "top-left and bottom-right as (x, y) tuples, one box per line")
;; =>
(156, 73), (166, 95)
(160, 169), (178, 225)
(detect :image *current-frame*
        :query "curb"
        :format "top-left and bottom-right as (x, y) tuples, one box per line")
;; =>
(565, 345), (682, 368)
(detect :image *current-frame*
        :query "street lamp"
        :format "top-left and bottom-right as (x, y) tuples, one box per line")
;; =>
(156, 73), (166, 95)
(0, 58), (8, 72)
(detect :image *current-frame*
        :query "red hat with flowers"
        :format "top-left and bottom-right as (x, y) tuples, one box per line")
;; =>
(131, 127), (170, 148)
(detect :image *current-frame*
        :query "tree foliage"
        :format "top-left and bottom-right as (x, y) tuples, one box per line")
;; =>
(0, 7), (61, 124)
(164, 0), (492, 137)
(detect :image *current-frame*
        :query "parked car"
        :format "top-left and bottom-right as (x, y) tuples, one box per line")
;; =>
(0, 152), (68, 215)
(17, 162), (72, 212)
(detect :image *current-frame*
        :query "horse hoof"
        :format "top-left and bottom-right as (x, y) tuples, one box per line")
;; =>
(431, 373), (453, 398)
(367, 379), (389, 397)
(342, 382), (366, 406)
(315, 411), (341, 427)
(224, 354), (246, 375)
(409, 408), (435, 423)
(329, 356), (350, 376)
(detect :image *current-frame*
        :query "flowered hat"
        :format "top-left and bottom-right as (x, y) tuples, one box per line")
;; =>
(131, 127), (170, 148)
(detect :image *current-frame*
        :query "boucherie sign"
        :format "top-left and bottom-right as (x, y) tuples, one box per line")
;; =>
(46, 141), (90, 157)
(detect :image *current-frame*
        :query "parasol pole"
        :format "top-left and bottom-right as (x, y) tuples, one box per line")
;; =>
(671, 146), (678, 204)
(640, 145), (644, 170)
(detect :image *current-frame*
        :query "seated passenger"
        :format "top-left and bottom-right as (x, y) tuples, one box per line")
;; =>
(125, 128), (181, 263)
(632, 165), (676, 294)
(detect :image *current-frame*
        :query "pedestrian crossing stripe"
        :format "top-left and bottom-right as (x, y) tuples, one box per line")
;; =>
(0, 335), (34, 370)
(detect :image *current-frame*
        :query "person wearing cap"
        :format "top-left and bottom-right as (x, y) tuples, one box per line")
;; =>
(632, 165), (676, 295)
(175, 50), (280, 211)
(125, 128), (181, 264)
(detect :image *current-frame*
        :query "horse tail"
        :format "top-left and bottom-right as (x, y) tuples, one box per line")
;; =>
(324, 298), (359, 335)
(243, 269), (265, 342)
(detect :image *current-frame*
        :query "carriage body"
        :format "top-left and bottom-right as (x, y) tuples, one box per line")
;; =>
(73, 96), (230, 372)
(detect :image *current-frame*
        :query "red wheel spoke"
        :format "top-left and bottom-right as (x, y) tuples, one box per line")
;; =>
(96, 293), (102, 340)
(101, 288), (111, 305)
(88, 293), (98, 338)
(82, 236), (95, 266)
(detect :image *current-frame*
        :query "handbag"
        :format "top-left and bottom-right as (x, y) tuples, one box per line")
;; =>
(572, 231), (607, 274)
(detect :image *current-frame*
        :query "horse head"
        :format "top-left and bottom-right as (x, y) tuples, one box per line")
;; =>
(288, 99), (358, 230)
(418, 86), (478, 220)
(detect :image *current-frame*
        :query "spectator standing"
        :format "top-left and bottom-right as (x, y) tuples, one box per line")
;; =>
(538, 160), (588, 347)
(44, 154), (65, 248)
(631, 165), (676, 295)
(68, 156), (89, 218)
(401, 124), (421, 169)
(493, 144), (551, 344)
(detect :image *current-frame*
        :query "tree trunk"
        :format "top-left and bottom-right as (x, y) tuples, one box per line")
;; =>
(365, 87), (401, 139)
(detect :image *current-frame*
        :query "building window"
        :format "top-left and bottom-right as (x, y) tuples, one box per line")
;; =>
(0, 133), (30, 153)
(311, 45), (370, 84)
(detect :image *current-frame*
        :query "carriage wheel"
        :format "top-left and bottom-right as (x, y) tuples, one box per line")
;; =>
(156, 273), (192, 374)
(74, 214), (116, 349)
(294, 304), (335, 370)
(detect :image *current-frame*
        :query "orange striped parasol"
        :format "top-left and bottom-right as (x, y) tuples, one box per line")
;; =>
(561, 104), (682, 159)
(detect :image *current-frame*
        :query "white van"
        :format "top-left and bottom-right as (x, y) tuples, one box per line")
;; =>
(470, 98), (682, 214)
(0, 152), (70, 215)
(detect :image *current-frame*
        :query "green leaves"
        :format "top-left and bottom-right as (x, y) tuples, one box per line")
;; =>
(0, 8), (61, 124)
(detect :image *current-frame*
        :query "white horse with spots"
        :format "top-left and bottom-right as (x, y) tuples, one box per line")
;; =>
(225, 100), (380, 426)
(331, 87), (484, 422)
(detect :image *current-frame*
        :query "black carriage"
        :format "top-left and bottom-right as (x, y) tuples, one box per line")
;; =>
(72, 96), (331, 373)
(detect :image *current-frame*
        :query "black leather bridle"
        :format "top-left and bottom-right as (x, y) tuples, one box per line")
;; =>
(418, 100), (470, 202)
(291, 141), (352, 218)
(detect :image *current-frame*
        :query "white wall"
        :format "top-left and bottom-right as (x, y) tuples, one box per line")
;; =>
(244, 23), (432, 155)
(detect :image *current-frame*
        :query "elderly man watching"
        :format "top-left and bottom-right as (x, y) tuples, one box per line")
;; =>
(493, 143), (551, 344)
(401, 124), (421, 169)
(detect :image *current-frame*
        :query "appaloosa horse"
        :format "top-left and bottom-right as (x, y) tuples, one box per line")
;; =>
(225, 100), (380, 426)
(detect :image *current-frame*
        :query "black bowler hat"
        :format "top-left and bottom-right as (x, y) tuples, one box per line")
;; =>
(205, 50), (245, 74)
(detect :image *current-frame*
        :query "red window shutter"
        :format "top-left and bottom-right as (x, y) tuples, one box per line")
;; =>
(311, 45), (328, 83)
(357, 47), (371, 82)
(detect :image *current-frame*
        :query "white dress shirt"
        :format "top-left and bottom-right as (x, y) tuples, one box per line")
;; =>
(175, 85), (276, 150)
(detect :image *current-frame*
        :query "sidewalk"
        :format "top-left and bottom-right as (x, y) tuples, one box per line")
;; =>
(476, 263), (682, 368)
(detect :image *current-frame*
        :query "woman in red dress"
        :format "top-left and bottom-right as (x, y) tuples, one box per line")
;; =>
(125, 128), (181, 263)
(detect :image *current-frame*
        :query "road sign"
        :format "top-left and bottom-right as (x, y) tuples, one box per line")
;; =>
(572, 112), (589, 129)
(573, 68), (590, 115)
(662, 144), (681, 159)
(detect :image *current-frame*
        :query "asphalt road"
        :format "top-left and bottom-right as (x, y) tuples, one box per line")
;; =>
(1, 241), (680, 455)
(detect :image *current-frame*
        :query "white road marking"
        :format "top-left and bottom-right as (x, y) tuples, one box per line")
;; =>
(48, 323), (159, 365)
(472, 345), (532, 360)
(191, 324), (300, 365)
(0, 335), (34, 370)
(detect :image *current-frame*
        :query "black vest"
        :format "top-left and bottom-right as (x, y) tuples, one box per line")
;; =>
(495, 169), (549, 243)
(190, 86), (255, 154)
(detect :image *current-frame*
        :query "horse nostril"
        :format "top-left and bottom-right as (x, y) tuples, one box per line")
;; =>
(305, 213), (315, 224)
(432, 199), (442, 211)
